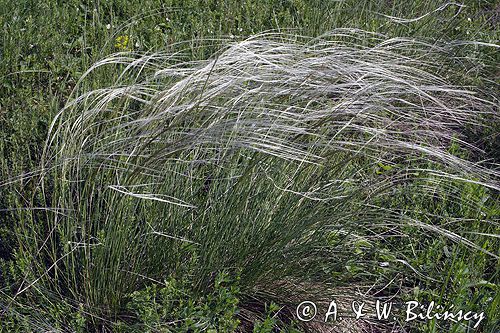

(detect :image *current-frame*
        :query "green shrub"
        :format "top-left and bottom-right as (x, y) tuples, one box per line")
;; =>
(127, 272), (240, 332)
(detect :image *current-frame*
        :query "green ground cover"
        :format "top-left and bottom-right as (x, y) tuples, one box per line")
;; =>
(1, 1), (498, 332)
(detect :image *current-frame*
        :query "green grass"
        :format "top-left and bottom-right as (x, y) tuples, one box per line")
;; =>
(1, 1), (499, 332)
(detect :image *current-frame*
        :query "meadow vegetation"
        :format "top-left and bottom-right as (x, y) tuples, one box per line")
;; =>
(0, 1), (499, 332)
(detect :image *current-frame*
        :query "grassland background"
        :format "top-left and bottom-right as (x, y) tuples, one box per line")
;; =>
(0, 0), (499, 332)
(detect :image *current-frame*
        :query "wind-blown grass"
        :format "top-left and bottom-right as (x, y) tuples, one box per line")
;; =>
(2, 30), (499, 332)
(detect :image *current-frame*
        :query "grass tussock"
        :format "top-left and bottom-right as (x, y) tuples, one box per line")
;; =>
(2, 30), (499, 332)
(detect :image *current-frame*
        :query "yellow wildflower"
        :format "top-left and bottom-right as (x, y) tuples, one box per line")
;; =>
(115, 35), (130, 50)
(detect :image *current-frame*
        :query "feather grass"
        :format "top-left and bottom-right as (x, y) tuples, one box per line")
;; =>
(3, 30), (499, 332)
